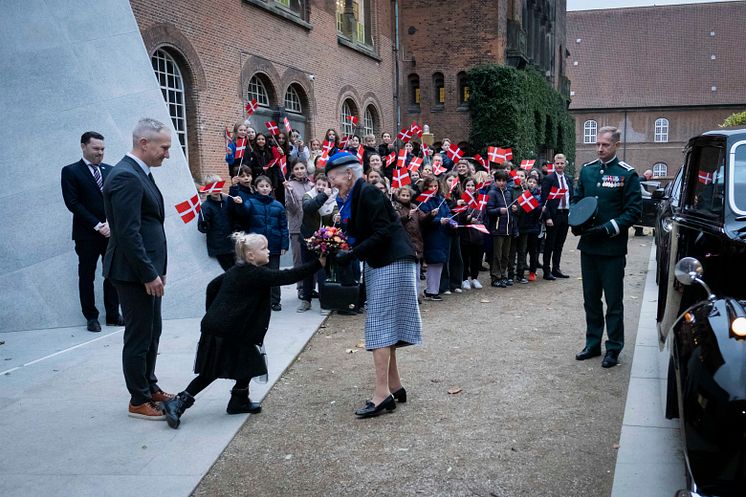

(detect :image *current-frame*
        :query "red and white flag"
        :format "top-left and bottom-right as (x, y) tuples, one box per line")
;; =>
(520, 159), (536, 170)
(265, 121), (279, 136)
(278, 155), (287, 177)
(408, 156), (423, 173)
(282, 117), (293, 134)
(322, 140), (334, 155)
(518, 190), (539, 213)
(316, 152), (329, 170)
(461, 190), (478, 210)
(200, 181), (226, 194)
(452, 204), (468, 214)
(264, 157), (278, 171)
(473, 154), (487, 169)
(433, 163), (447, 176)
(477, 193), (489, 211)
(446, 143), (463, 162)
(697, 171), (714, 184)
(347, 115), (359, 126)
(487, 146), (501, 164)
(447, 176), (460, 192)
(546, 163), (556, 174)
(235, 137), (248, 159)
(410, 121), (423, 138)
(421, 142), (432, 157)
(224, 127), (233, 153)
(397, 127), (412, 143)
(244, 98), (258, 116)
(416, 187), (438, 204)
(392, 168), (411, 188)
(385, 151), (397, 168)
(356, 144), (364, 163)
(175, 194), (201, 224)
(339, 135), (349, 148)
(548, 186), (568, 200)
(476, 179), (492, 191)
(396, 149), (407, 169)
(504, 148), (513, 161)
(466, 223), (490, 234)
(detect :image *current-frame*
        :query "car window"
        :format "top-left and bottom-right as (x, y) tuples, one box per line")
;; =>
(670, 168), (683, 207)
(684, 144), (725, 219)
(732, 143), (746, 213)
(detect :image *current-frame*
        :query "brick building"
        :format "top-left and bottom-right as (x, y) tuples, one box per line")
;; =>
(567, 2), (746, 179)
(398, 0), (570, 152)
(130, 0), (398, 180)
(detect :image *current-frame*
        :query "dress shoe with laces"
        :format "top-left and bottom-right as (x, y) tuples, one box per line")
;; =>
(86, 319), (101, 332)
(392, 387), (407, 403)
(106, 315), (125, 326)
(602, 350), (620, 368)
(543, 274), (557, 281)
(151, 389), (175, 403)
(355, 395), (396, 418)
(128, 401), (165, 420)
(552, 270), (570, 279)
(575, 346), (602, 361)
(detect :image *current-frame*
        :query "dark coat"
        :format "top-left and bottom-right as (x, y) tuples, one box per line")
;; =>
(517, 187), (543, 235)
(60, 159), (113, 241)
(346, 179), (416, 268)
(198, 196), (234, 257)
(393, 200), (429, 259)
(195, 260), (321, 379)
(418, 195), (451, 264)
(234, 193), (289, 255)
(301, 190), (338, 239)
(487, 185), (515, 236)
(541, 172), (574, 222)
(102, 155), (167, 283)
(228, 184), (254, 232)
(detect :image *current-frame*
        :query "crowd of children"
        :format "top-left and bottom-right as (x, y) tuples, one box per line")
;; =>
(197, 121), (565, 312)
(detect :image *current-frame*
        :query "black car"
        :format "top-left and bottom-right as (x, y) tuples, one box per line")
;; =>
(654, 167), (684, 286)
(638, 179), (663, 229)
(656, 127), (746, 497)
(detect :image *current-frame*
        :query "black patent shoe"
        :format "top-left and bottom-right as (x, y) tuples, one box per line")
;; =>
(552, 270), (570, 279)
(86, 319), (101, 332)
(575, 346), (602, 361)
(392, 387), (407, 403)
(355, 395), (396, 418)
(602, 350), (620, 368)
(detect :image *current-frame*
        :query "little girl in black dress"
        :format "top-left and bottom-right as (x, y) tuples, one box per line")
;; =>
(163, 232), (323, 429)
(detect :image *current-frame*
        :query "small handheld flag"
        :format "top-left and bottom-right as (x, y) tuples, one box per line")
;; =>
(392, 168), (411, 189)
(175, 195), (201, 224)
(200, 181), (226, 194)
(282, 117), (293, 134)
(518, 190), (539, 213)
(265, 121), (280, 136)
(245, 98), (258, 116)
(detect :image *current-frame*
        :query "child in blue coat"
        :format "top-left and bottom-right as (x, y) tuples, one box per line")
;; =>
(418, 177), (453, 301)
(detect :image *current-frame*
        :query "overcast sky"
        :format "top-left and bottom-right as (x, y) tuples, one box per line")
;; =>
(568, 0), (742, 10)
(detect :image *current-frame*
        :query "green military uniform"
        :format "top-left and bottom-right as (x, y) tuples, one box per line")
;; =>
(575, 156), (642, 353)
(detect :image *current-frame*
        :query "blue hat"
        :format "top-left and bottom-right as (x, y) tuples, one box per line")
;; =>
(324, 151), (360, 173)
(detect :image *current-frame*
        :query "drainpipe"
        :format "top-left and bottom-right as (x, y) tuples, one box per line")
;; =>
(623, 109), (628, 161)
(393, 0), (401, 131)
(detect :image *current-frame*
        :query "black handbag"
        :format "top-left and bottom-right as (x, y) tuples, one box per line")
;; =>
(319, 259), (360, 311)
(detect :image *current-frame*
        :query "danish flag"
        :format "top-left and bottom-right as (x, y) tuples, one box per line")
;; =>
(396, 149), (407, 169)
(321, 140), (334, 155)
(397, 127), (412, 143)
(175, 194), (201, 224)
(408, 156), (423, 173)
(452, 204), (468, 213)
(477, 193), (489, 211)
(200, 181), (226, 194)
(518, 190), (539, 213)
(385, 151), (397, 168)
(339, 135), (349, 148)
(447, 176), (460, 192)
(546, 163), (556, 174)
(473, 154), (487, 169)
(234, 137), (248, 159)
(410, 121), (423, 138)
(392, 168), (411, 188)
(446, 143), (463, 162)
(421, 142), (432, 157)
(461, 190), (478, 209)
(265, 121), (279, 136)
(283, 117), (293, 134)
(433, 163), (447, 176)
(697, 171), (714, 184)
(356, 144), (364, 163)
(244, 98), (258, 116)
(278, 155), (287, 177)
(520, 159), (536, 170)
(347, 115), (359, 125)
(487, 146), (502, 164)
(548, 186), (568, 200)
(416, 187), (438, 204)
(316, 152), (329, 170)
(264, 157), (278, 171)
(465, 223), (490, 234)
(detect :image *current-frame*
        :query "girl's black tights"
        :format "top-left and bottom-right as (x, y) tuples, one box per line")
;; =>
(185, 374), (250, 397)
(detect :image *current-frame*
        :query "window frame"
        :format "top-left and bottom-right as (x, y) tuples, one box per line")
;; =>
(583, 119), (597, 144)
(247, 74), (271, 108)
(340, 99), (357, 137)
(284, 85), (303, 114)
(682, 140), (726, 220)
(652, 162), (668, 178)
(363, 106), (376, 137)
(151, 48), (188, 159)
(433, 72), (445, 107)
(336, 0), (373, 49)
(654, 117), (669, 143)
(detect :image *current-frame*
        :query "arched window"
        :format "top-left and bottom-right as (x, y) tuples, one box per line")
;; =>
(151, 48), (188, 158)
(653, 162), (668, 177)
(284, 85), (303, 114)
(433, 72), (445, 106)
(654, 118), (669, 143)
(583, 119), (597, 144)
(340, 99), (358, 136)
(247, 75), (271, 107)
(363, 105), (378, 136)
(457, 71), (470, 106)
(408, 74), (420, 107)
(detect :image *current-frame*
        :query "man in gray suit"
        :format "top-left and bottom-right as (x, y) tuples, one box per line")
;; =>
(103, 118), (173, 420)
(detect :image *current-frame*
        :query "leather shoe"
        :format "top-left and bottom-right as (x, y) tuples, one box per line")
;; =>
(602, 350), (620, 368)
(106, 315), (125, 326)
(392, 387), (407, 403)
(543, 274), (557, 281)
(86, 319), (101, 332)
(355, 395), (396, 418)
(552, 270), (570, 279)
(575, 346), (601, 361)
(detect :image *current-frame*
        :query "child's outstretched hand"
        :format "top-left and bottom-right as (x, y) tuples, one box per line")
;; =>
(232, 195), (242, 204)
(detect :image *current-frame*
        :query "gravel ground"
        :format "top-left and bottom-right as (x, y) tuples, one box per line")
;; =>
(193, 235), (653, 497)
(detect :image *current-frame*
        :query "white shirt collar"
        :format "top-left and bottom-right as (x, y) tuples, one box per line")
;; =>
(126, 152), (151, 175)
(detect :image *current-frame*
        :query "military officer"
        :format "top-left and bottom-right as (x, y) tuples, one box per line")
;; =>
(572, 126), (642, 368)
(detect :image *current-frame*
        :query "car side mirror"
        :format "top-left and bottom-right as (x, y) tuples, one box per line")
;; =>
(652, 188), (666, 200)
(674, 257), (715, 300)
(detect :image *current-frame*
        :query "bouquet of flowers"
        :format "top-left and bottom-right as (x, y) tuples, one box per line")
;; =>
(305, 226), (350, 255)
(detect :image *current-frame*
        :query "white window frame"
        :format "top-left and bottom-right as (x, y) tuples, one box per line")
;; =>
(583, 119), (597, 144)
(340, 100), (354, 136)
(363, 107), (375, 136)
(247, 75), (270, 107)
(655, 118), (669, 143)
(652, 162), (668, 178)
(152, 48), (187, 159)
(284, 85), (302, 114)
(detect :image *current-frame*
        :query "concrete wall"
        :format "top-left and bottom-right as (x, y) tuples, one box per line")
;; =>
(0, 0), (220, 332)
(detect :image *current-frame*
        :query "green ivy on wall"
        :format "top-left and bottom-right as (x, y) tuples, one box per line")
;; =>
(467, 64), (576, 175)
(721, 110), (746, 128)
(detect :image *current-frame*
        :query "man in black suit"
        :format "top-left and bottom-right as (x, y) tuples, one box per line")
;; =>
(541, 153), (574, 280)
(61, 132), (123, 332)
(103, 118), (173, 420)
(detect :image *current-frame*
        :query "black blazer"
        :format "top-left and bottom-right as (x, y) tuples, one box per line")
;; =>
(103, 155), (167, 284)
(347, 179), (415, 268)
(60, 159), (113, 240)
(541, 172), (574, 222)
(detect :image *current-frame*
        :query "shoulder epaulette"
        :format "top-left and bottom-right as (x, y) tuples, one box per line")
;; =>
(582, 159), (600, 167)
(618, 161), (635, 171)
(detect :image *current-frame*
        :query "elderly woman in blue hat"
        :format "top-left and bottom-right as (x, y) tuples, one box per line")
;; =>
(326, 151), (422, 418)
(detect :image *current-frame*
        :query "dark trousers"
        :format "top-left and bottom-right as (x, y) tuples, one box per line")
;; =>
(268, 254), (281, 305)
(516, 233), (540, 277)
(440, 236), (463, 292)
(75, 237), (119, 320)
(543, 210), (569, 274)
(300, 242), (325, 302)
(185, 375), (249, 397)
(114, 281), (163, 405)
(460, 239), (483, 280)
(580, 252), (626, 353)
(507, 235), (519, 279)
(215, 253), (235, 271)
(490, 235), (511, 280)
